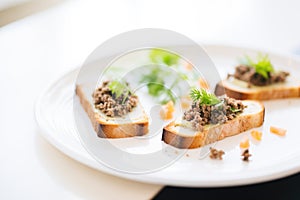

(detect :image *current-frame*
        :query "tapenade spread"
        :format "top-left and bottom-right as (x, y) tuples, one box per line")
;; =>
(233, 65), (289, 86)
(92, 81), (138, 117)
(183, 90), (245, 131)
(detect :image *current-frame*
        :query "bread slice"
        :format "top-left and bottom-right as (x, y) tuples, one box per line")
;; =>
(75, 84), (149, 138)
(162, 100), (264, 149)
(215, 78), (300, 100)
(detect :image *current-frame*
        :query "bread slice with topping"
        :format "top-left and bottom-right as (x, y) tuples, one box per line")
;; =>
(215, 77), (300, 100)
(215, 55), (300, 100)
(75, 82), (148, 138)
(162, 89), (264, 149)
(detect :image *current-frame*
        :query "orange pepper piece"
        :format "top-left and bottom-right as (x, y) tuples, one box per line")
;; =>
(180, 96), (191, 109)
(251, 130), (262, 141)
(185, 63), (193, 71)
(160, 101), (175, 120)
(270, 126), (286, 136)
(240, 138), (250, 149)
(199, 78), (209, 89)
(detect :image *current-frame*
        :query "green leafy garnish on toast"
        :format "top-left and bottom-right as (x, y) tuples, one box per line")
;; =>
(190, 88), (221, 105)
(241, 53), (274, 79)
(230, 107), (243, 113)
(108, 80), (131, 100)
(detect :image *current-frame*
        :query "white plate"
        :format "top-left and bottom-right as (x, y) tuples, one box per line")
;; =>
(35, 45), (300, 187)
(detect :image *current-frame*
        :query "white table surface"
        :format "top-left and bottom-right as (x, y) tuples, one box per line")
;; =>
(1, 0), (300, 199)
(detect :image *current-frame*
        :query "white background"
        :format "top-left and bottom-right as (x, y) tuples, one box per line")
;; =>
(1, 0), (300, 199)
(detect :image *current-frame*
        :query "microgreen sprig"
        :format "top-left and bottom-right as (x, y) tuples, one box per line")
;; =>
(241, 53), (274, 79)
(190, 88), (221, 106)
(108, 80), (131, 102)
(140, 49), (182, 104)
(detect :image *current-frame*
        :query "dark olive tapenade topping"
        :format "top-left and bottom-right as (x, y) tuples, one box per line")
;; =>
(183, 89), (245, 132)
(232, 65), (289, 86)
(229, 54), (289, 86)
(92, 81), (138, 117)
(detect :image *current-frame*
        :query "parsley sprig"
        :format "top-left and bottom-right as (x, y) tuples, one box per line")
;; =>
(241, 54), (274, 79)
(230, 107), (242, 113)
(140, 67), (176, 104)
(190, 88), (221, 105)
(108, 80), (131, 102)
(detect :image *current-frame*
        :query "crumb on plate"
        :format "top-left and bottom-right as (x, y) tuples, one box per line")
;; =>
(241, 149), (251, 162)
(209, 147), (225, 160)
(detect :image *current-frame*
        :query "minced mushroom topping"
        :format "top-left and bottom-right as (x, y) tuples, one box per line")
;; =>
(183, 89), (245, 131)
(241, 149), (251, 162)
(232, 65), (289, 86)
(92, 80), (138, 117)
(209, 147), (225, 160)
(229, 54), (289, 86)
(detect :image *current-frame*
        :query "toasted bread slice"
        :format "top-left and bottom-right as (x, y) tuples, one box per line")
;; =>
(162, 100), (264, 149)
(75, 84), (149, 138)
(215, 78), (300, 100)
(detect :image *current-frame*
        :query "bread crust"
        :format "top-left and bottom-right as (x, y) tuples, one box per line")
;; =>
(75, 85), (149, 138)
(162, 101), (265, 149)
(215, 80), (300, 100)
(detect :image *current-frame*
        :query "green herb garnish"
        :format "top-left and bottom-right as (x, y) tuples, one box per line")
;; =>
(190, 88), (221, 105)
(108, 80), (131, 100)
(242, 54), (274, 79)
(140, 67), (164, 96)
(230, 107), (242, 113)
(149, 49), (180, 66)
(139, 49), (184, 104)
(140, 69), (176, 104)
